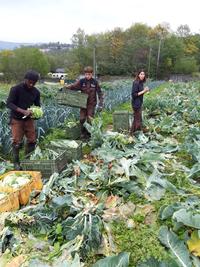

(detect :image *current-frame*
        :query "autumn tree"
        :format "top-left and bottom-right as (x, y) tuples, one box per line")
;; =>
(0, 47), (50, 81)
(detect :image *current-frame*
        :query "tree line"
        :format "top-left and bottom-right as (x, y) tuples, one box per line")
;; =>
(0, 23), (200, 82)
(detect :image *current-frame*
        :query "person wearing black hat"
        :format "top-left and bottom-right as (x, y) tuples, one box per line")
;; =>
(6, 70), (40, 170)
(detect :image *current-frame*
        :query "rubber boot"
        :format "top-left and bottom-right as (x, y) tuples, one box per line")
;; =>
(25, 143), (36, 156)
(80, 123), (90, 140)
(12, 144), (22, 170)
(80, 122), (87, 140)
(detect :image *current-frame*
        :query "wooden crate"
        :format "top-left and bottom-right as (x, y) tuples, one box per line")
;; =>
(0, 171), (43, 206)
(0, 171), (43, 191)
(56, 90), (88, 108)
(113, 111), (133, 132)
(0, 191), (19, 212)
(28, 171), (43, 191)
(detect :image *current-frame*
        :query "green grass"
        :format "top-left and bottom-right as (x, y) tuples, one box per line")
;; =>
(0, 82), (13, 91)
(147, 82), (168, 99)
(112, 221), (169, 267)
(82, 143), (92, 155)
(100, 111), (113, 129)
(127, 192), (147, 205)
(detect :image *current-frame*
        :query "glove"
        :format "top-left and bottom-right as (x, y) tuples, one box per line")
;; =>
(96, 105), (103, 112)
(59, 86), (68, 92)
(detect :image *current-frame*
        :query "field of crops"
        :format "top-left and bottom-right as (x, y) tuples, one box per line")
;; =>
(0, 80), (162, 155)
(0, 81), (200, 266)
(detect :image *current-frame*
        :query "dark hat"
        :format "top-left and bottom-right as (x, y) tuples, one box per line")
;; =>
(24, 70), (39, 82)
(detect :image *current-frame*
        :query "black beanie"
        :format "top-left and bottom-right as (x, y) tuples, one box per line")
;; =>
(24, 70), (39, 82)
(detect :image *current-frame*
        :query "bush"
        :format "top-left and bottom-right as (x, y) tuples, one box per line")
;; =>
(174, 57), (199, 74)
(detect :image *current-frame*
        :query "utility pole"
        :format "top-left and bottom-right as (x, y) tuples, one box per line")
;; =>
(156, 37), (162, 80)
(93, 46), (96, 79)
(148, 46), (152, 79)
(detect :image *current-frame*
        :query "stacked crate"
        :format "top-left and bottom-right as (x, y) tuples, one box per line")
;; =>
(113, 110), (133, 132)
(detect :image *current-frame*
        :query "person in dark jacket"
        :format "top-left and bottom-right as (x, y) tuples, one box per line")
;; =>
(7, 70), (40, 170)
(130, 70), (149, 134)
(65, 66), (104, 139)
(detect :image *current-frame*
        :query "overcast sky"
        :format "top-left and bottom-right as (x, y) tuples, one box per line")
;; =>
(0, 0), (199, 43)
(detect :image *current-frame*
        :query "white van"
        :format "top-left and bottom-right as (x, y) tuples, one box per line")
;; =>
(48, 72), (67, 79)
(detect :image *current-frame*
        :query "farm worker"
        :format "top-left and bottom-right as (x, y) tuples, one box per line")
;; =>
(6, 70), (40, 170)
(65, 66), (104, 139)
(130, 70), (149, 134)
(59, 75), (65, 86)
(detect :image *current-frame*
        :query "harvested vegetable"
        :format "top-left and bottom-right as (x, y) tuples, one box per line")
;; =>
(29, 105), (44, 119)
(30, 146), (60, 160)
(65, 121), (79, 128)
(50, 140), (79, 149)
(0, 192), (7, 200)
(0, 172), (31, 188)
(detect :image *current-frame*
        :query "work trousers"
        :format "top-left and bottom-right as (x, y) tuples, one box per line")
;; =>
(79, 105), (95, 136)
(10, 118), (36, 146)
(130, 108), (142, 133)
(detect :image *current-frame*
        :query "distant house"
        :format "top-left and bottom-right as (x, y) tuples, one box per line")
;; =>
(55, 68), (65, 73)
(39, 48), (51, 53)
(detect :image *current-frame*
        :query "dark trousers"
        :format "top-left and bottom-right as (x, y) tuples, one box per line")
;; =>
(130, 108), (142, 134)
(80, 105), (95, 136)
(80, 105), (95, 122)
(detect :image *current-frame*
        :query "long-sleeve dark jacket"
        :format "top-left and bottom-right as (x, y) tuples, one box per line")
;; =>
(7, 82), (40, 120)
(68, 78), (103, 107)
(131, 80), (144, 109)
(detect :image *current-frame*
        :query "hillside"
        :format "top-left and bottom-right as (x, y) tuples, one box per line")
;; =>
(0, 40), (32, 50)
